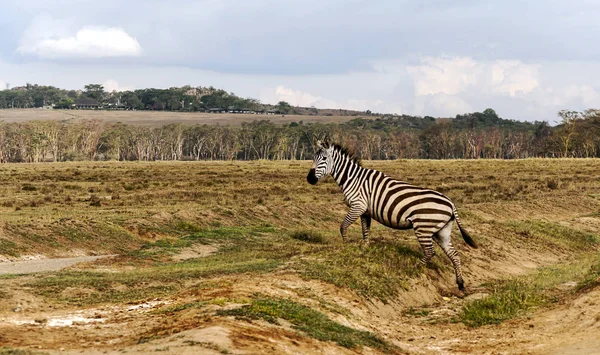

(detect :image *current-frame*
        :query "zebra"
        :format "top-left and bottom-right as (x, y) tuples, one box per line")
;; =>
(306, 141), (478, 291)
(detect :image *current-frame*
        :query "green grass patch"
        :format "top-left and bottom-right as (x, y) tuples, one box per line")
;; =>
(218, 297), (401, 353)
(21, 184), (37, 191)
(59, 227), (94, 242)
(461, 253), (600, 327)
(576, 258), (600, 293)
(290, 230), (327, 244)
(155, 301), (206, 315)
(129, 238), (192, 259)
(172, 220), (203, 233)
(404, 307), (431, 317)
(24, 223), (435, 313)
(184, 226), (278, 243)
(0, 347), (45, 355)
(300, 242), (427, 302)
(125, 225), (280, 261)
(505, 220), (598, 250)
(27, 254), (281, 306)
(26, 226), (294, 305)
(461, 280), (545, 327)
(0, 238), (22, 257)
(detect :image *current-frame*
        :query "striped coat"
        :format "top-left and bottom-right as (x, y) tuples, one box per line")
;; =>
(307, 141), (478, 291)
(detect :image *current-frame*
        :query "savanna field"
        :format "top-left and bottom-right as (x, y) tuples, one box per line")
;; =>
(0, 158), (599, 354)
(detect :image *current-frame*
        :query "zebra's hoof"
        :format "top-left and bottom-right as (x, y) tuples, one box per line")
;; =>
(457, 280), (465, 292)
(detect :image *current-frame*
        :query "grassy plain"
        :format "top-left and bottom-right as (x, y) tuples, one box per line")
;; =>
(0, 158), (599, 354)
(0, 108), (356, 126)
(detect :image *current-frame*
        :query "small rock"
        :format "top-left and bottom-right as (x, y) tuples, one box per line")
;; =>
(557, 281), (578, 290)
(465, 292), (490, 301)
(430, 335), (437, 339)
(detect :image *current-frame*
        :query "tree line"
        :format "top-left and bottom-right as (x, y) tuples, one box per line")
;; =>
(0, 108), (598, 163)
(0, 83), (344, 115)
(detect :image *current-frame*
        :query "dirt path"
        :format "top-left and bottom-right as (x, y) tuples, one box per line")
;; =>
(0, 255), (115, 275)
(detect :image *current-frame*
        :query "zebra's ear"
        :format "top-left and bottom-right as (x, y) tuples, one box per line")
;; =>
(316, 140), (324, 149)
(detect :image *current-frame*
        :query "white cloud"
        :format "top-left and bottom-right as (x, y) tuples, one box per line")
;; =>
(489, 60), (539, 96)
(263, 85), (390, 113)
(102, 79), (134, 92)
(562, 84), (600, 107)
(269, 85), (330, 108)
(17, 16), (142, 59)
(0, 80), (6, 90)
(406, 56), (483, 96)
(414, 93), (473, 117)
(402, 56), (540, 97)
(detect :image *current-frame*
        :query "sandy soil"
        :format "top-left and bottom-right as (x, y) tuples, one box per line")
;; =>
(0, 271), (598, 355)
(0, 255), (115, 275)
(1, 222), (599, 354)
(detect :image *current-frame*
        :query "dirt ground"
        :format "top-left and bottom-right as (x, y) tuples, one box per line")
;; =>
(1, 270), (599, 355)
(1, 231), (599, 355)
(0, 256), (114, 275)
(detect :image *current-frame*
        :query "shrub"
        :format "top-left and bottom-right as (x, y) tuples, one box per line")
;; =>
(21, 184), (37, 191)
(89, 194), (102, 207)
(290, 230), (326, 244)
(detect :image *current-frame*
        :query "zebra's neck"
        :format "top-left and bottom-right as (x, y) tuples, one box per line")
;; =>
(330, 149), (365, 190)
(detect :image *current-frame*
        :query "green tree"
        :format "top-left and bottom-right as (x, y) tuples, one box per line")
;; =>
(556, 110), (581, 157)
(277, 101), (292, 114)
(84, 84), (106, 102)
(54, 97), (74, 109)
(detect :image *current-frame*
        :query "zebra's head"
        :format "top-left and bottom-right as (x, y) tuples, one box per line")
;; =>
(307, 140), (334, 185)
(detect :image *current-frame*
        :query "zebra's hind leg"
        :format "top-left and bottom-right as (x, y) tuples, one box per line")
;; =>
(433, 220), (466, 291)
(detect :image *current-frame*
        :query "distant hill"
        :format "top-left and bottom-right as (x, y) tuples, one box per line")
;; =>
(0, 83), (372, 117)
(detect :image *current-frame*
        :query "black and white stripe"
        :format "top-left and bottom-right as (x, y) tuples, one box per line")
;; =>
(307, 141), (478, 291)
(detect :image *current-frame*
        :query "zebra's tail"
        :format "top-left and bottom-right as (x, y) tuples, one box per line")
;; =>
(452, 206), (478, 249)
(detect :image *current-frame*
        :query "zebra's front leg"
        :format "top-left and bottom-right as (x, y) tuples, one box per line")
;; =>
(414, 228), (435, 265)
(360, 213), (371, 245)
(340, 204), (367, 243)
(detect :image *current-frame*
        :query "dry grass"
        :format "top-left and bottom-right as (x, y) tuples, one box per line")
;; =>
(3, 157), (599, 258)
(0, 109), (357, 127)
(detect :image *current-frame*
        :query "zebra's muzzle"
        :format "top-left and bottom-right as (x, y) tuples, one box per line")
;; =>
(307, 169), (318, 185)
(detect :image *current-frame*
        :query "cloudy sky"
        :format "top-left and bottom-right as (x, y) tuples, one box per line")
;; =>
(1, 0), (599, 122)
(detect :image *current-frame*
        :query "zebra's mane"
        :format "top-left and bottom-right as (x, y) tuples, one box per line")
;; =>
(328, 143), (362, 167)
